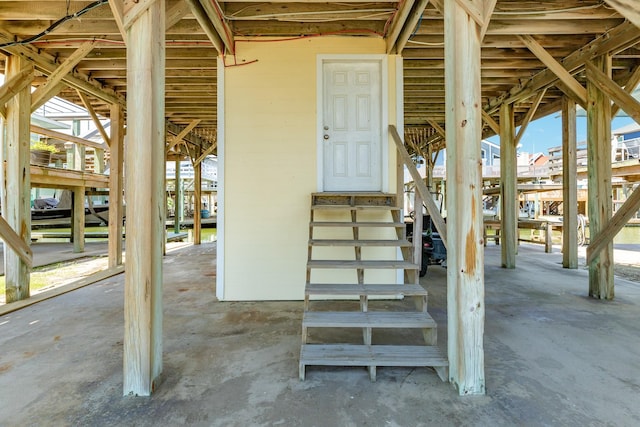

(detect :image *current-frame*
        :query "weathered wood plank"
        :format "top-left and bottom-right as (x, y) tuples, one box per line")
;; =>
(310, 221), (405, 228)
(108, 103), (125, 268)
(30, 124), (106, 151)
(72, 186), (85, 253)
(444, 0), (485, 395)
(0, 215), (32, 269)
(585, 61), (640, 125)
(307, 260), (419, 269)
(123, 0), (165, 397)
(586, 55), (614, 299)
(300, 344), (447, 366)
(0, 66), (33, 109)
(306, 283), (427, 296)
(0, 266), (125, 317)
(500, 102), (517, 268)
(604, 0), (640, 30)
(518, 34), (587, 106)
(562, 97), (578, 269)
(389, 125), (447, 248)
(302, 311), (436, 328)
(309, 239), (412, 247)
(30, 41), (96, 112)
(2, 55), (32, 303)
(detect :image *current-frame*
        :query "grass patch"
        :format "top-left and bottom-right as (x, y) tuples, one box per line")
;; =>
(0, 257), (109, 296)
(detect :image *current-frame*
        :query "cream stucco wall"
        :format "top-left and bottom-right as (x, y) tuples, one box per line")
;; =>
(219, 37), (401, 300)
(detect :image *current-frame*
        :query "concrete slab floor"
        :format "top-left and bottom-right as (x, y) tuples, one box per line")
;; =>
(0, 242), (639, 426)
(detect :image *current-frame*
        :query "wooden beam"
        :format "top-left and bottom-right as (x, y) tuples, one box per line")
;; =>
(109, 0), (127, 41)
(1, 37), (125, 107)
(167, 119), (201, 151)
(109, 103), (125, 268)
(385, 0), (416, 54)
(488, 21), (640, 111)
(454, 0), (483, 27)
(518, 34), (587, 107)
(30, 166), (109, 189)
(515, 88), (546, 146)
(480, 0), (498, 41)
(587, 185), (640, 264)
(30, 124), (106, 151)
(0, 266), (124, 317)
(72, 187), (85, 253)
(123, 0), (159, 31)
(585, 61), (640, 125)
(395, 0), (431, 54)
(166, 0), (190, 30)
(481, 110), (500, 135)
(0, 67), (34, 110)
(185, 0), (225, 54)
(390, 125), (447, 248)
(77, 90), (111, 147)
(426, 118), (446, 139)
(194, 147), (202, 245)
(604, 0), (640, 30)
(197, 0), (235, 55)
(2, 56), (32, 303)
(194, 142), (217, 166)
(30, 41), (96, 112)
(586, 55), (614, 300)
(30, 82), (66, 114)
(0, 216), (32, 269)
(612, 65), (640, 117)
(123, 0), (165, 397)
(500, 102), (517, 269)
(562, 97), (578, 269)
(444, 0), (485, 395)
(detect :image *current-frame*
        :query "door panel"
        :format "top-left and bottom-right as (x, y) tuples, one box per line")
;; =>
(322, 61), (381, 191)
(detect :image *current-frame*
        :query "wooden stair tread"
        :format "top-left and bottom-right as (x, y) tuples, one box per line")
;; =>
(309, 239), (411, 247)
(302, 311), (436, 328)
(310, 221), (405, 228)
(300, 344), (448, 367)
(306, 283), (427, 297)
(311, 205), (401, 211)
(307, 260), (418, 269)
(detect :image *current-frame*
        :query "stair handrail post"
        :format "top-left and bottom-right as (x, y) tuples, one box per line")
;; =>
(390, 125), (448, 248)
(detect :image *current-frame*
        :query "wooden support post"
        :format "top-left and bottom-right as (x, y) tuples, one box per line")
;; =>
(108, 104), (124, 268)
(499, 102), (517, 269)
(72, 187), (85, 253)
(194, 147), (202, 245)
(72, 120), (86, 171)
(562, 97), (578, 269)
(413, 189), (423, 269)
(444, 0), (485, 395)
(174, 158), (181, 234)
(123, 0), (165, 396)
(587, 55), (614, 299)
(2, 56), (32, 303)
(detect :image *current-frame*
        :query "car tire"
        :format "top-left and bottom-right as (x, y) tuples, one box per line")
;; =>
(419, 257), (428, 277)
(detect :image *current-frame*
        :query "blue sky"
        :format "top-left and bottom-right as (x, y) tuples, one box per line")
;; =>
(487, 114), (636, 155)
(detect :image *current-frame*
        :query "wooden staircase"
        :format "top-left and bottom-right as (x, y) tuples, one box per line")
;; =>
(299, 192), (448, 381)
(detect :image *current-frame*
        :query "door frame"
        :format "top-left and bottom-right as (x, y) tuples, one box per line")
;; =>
(316, 54), (389, 192)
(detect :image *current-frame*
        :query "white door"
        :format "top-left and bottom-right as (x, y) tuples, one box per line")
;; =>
(322, 61), (382, 191)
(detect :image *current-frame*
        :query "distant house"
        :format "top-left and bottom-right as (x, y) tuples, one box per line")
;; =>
(481, 139), (500, 167)
(612, 122), (640, 161)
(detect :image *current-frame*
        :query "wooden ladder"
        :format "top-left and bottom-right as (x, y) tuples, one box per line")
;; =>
(299, 192), (448, 381)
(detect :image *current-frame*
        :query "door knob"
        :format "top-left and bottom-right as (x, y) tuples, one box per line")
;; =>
(324, 134), (330, 140)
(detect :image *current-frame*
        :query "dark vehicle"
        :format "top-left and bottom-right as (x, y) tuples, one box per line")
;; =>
(406, 213), (447, 277)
